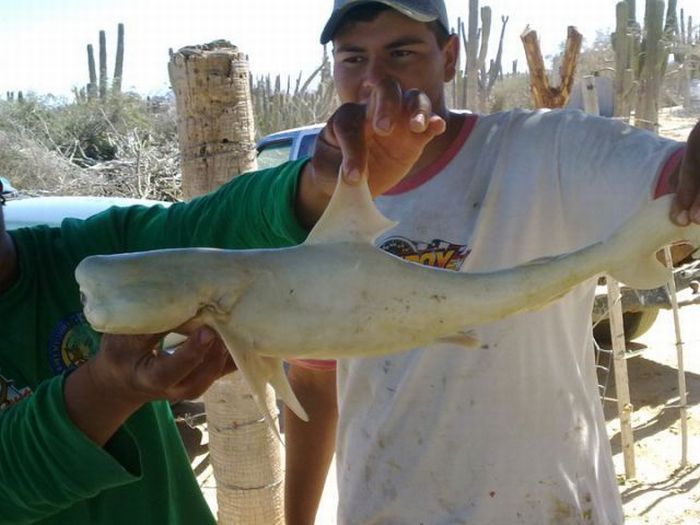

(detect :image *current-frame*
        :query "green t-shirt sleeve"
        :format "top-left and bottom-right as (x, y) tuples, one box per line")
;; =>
(61, 159), (310, 261)
(0, 375), (141, 523)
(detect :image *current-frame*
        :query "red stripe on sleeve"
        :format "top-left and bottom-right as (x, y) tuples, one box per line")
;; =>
(654, 146), (685, 198)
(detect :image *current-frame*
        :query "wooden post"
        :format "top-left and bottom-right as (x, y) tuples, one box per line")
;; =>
(520, 26), (582, 108)
(582, 75), (601, 116)
(663, 246), (689, 468)
(168, 41), (284, 525)
(168, 40), (258, 199)
(605, 278), (637, 479)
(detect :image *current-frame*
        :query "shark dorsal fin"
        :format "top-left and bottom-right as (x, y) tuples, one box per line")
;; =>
(305, 169), (398, 245)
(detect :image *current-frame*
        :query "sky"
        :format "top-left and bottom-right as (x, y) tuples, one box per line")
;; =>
(0, 0), (694, 100)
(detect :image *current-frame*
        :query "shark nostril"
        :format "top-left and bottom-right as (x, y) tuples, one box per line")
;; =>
(80, 292), (87, 306)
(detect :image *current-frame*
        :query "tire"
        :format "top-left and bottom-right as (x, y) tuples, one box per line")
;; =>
(592, 308), (660, 346)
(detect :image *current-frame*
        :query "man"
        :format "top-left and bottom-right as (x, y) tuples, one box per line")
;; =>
(0, 84), (441, 523)
(284, 1), (700, 524)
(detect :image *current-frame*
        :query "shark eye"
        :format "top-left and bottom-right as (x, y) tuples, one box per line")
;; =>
(80, 292), (87, 306)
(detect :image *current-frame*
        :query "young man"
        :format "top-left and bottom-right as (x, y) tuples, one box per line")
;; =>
(0, 88), (441, 523)
(284, 1), (700, 524)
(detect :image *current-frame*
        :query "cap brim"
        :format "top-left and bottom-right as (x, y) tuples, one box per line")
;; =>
(320, 0), (439, 44)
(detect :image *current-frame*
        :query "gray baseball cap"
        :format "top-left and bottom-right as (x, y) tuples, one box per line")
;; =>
(320, 0), (450, 44)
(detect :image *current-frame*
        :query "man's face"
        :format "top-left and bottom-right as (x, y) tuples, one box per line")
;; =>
(331, 9), (457, 112)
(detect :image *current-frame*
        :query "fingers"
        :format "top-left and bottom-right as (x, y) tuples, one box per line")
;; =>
(331, 103), (367, 184)
(671, 122), (700, 225)
(403, 89), (432, 133)
(311, 79), (445, 199)
(146, 327), (216, 394)
(167, 334), (233, 400)
(367, 78), (402, 135)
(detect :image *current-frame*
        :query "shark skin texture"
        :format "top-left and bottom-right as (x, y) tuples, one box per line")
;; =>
(75, 174), (700, 428)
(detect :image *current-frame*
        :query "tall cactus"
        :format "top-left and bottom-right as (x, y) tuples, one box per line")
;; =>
(454, 0), (507, 112)
(634, 0), (670, 132)
(86, 44), (97, 101)
(99, 30), (107, 102)
(113, 23), (125, 94)
(464, 0), (479, 110)
(612, 0), (639, 120)
(84, 24), (126, 103)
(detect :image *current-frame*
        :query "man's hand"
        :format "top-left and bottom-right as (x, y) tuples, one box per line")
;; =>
(296, 79), (446, 228)
(671, 120), (700, 225)
(90, 327), (233, 406)
(64, 327), (234, 446)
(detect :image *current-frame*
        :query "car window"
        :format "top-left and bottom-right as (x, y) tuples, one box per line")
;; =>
(257, 139), (293, 169)
(297, 133), (319, 159)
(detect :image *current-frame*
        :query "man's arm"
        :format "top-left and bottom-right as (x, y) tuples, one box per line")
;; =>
(0, 327), (233, 522)
(284, 364), (338, 525)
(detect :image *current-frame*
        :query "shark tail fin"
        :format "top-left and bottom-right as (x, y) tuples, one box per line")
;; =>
(609, 252), (671, 290)
(210, 321), (308, 443)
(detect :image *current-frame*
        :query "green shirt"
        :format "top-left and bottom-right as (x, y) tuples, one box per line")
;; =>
(0, 160), (308, 524)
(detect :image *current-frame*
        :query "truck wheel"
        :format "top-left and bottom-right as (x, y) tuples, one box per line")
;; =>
(593, 308), (660, 346)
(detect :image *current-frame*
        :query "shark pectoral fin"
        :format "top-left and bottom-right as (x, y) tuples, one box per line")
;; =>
(435, 329), (480, 348)
(210, 321), (284, 442)
(209, 320), (309, 440)
(612, 253), (671, 290)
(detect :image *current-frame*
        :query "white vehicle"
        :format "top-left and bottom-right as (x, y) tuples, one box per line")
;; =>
(256, 124), (323, 169)
(3, 195), (170, 231)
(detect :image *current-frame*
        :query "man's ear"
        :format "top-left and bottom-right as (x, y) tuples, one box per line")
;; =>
(442, 35), (460, 83)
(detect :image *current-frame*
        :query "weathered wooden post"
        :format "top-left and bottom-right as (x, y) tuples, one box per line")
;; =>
(520, 26), (583, 108)
(168, 40), (284, 525)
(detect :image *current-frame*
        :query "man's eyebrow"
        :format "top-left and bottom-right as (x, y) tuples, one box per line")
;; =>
(335, 36), (429, 54)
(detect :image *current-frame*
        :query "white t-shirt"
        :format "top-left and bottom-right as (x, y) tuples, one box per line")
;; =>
(334, 109), (682, 524)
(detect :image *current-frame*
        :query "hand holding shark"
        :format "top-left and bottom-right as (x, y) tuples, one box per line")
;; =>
(671, 119), (700, 226)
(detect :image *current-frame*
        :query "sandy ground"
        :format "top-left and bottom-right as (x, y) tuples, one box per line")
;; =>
(176, 108), (700, 524)
(603, 300), (700, 524)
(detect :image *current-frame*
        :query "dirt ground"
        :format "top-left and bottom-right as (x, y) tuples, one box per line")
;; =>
(178, 108), (700, 524)
(603, 300), (700, 524)
(610, 108), (700, 524)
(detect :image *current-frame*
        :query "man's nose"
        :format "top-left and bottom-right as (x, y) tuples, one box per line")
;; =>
(361, 57), (388, 90)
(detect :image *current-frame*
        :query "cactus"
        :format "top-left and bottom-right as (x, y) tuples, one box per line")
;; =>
(99, 30), (107, 102)
(451, 1), (508, 112)
(250, 48), (338, 138)
(85, 24), (126, 103)
(86, 44), (97, 101)
(113, 23), (125, 94)
(613, 1), (637, 120)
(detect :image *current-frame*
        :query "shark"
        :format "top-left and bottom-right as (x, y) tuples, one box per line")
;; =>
(75, 172), (700, 427)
